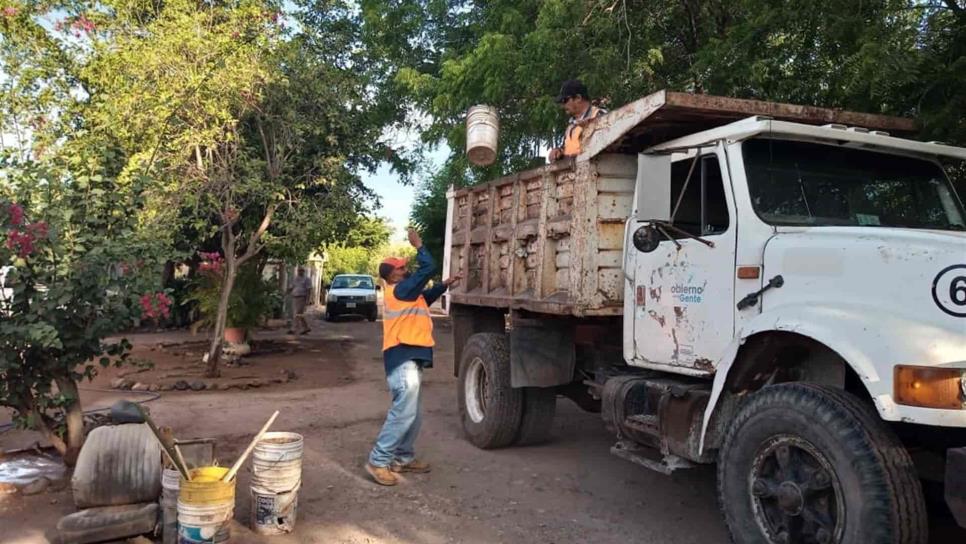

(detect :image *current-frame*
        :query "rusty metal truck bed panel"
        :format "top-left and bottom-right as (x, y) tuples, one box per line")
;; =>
(447, 154), (635, 316)
(580, 90), (917, 158)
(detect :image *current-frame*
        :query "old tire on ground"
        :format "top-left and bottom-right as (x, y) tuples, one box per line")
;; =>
(458, 333), (523, 449)
(514, 387), (557, 446)
(717, 383), (927, 544)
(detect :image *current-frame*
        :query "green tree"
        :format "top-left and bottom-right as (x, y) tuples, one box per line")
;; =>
(410, 161), (457, 262)
(343, 216), (392, 249)
(313, 0), (965, 189)
(322, 245), (372, 283)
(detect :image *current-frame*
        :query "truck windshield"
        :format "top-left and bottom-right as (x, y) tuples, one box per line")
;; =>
(743, 138), (966, 230)
(331, 276), (373, 289)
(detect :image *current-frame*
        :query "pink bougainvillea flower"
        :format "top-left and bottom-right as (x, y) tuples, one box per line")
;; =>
(140, 291), (172, 321)
(8, 203), (24, 226)
(5, 229), (35, 257)
(71, 14), (95, 34)
(26, 221), (48, 239)
(2, 6), (19, 18)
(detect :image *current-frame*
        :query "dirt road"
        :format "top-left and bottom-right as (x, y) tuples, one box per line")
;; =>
(2, 316), (963, 543)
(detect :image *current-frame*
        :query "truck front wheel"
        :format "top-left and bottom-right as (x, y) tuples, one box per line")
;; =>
(458, 333), (523, 449)
(718, 383), (927, 544)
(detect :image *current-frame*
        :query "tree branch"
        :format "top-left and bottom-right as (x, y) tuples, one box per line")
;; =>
(238, 203), (277, 264)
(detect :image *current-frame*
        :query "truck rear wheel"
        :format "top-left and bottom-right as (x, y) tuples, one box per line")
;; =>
(514, 387), (557, 446)
(718, 383), (926, 544)
(458, 333), (523, 449)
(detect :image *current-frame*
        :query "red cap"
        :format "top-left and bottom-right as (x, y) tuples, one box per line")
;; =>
(381, 257), (408, 269)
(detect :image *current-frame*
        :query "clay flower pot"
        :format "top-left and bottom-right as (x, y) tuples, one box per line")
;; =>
(223, 327), (246, 344)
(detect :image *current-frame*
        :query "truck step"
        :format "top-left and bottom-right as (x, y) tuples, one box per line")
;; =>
(610, 440), (693, 475)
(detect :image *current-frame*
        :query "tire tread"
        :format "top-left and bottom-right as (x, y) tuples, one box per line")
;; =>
(717, 383), (926, 544)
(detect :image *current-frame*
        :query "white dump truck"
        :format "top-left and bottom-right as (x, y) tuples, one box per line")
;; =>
(443, 91), (966, 543)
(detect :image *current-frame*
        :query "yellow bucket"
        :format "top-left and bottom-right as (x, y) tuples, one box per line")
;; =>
(179, 467), (235, 505)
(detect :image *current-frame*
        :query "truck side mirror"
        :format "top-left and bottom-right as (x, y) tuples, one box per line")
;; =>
(633, 225), (661, 253)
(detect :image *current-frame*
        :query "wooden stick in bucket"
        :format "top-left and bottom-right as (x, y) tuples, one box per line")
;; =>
(222, 410), (279, 482)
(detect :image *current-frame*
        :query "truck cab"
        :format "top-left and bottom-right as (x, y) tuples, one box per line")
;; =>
(444, 91), (966, 543)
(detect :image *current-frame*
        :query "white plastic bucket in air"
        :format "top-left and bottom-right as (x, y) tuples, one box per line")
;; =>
(251, 482), (301, 535)
(161, 468), (181, 544)
(466, 105), (499, 166)
(250, 432), (303, 534)
(176, 499), (233, 544)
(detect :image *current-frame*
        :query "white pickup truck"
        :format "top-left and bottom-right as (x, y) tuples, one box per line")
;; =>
(443, 91), (966, 543)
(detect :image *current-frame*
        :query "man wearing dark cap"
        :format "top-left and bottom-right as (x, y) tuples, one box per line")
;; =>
(366, 227), (460, 486)
(548, 79), (607, 162)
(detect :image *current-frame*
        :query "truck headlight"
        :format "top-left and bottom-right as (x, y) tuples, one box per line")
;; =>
(894, 365), (966, 410)
(366, 293), (377, 302)
(326, 293), (337, 302)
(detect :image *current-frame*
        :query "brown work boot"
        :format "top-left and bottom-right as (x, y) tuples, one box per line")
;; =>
(365, 463), (398, 486)
(391, 459), (431, 473)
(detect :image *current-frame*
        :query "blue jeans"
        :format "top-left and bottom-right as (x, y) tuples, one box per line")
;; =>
(369, 361), (423, 467)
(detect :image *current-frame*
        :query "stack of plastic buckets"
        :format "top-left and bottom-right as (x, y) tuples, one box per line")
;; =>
(160, 467), (181, 544)
(250, 432), (304, 535)
(177, 467), (236, 544)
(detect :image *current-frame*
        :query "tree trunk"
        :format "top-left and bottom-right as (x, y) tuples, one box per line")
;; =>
(54, 376), (85, 465)
(205, 261), (237, 377)
(32, 412), (70, 461)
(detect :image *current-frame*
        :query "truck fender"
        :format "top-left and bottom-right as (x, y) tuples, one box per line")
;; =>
(698, 303), (966, 453)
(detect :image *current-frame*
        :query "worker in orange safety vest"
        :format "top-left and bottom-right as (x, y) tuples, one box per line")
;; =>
(548, 79), (608, 162)
(366, 228), (461, 486)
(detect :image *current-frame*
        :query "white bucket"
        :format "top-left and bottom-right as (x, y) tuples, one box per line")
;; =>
(251, 482), (300, 535)
(252, 458), (301, 491)
(177, 499), (233, 544)
(250, 432), (303, 534)
(161, 468), (181, 544)
(466, 105), (499, 166)
(253, 432), (303, 465)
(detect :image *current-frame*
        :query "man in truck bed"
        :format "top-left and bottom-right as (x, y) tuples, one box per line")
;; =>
(548, 79), (607, 162)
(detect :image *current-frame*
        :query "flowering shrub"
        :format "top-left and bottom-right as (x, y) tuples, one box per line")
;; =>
(198, 251), (224, 275)
(139, 291), (172, 321)
(0, 159), (157, 464)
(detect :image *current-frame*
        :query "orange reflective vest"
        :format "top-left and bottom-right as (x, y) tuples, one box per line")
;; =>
(382, 284), (434, 351)
(563, 106), (604, 157)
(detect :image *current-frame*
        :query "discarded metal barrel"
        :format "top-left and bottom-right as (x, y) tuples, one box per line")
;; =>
(466, 105), (499, 166)
(250, 432), (303, 535)
(177, 467), (235, 544)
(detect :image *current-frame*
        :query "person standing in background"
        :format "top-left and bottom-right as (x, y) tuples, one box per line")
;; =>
(288, 267), (313, 335)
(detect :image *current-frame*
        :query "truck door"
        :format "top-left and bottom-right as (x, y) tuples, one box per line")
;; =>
(630, 146), (737, 371)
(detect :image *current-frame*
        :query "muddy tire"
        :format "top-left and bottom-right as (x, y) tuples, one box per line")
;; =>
(458, 333), (523, 449)
(514, 387), (557, 446)
(717, 383), (927, 544)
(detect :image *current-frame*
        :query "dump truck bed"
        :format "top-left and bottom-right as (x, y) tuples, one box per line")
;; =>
(443, 90), (916, 317)
(445, 155), (635, 316)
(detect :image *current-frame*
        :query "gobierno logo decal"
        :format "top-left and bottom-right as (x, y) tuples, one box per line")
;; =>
(932, 264), (966, 318)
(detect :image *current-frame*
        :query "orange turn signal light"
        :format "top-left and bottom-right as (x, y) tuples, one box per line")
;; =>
(894, 365), (965, 410)
(737, 266), (761, 279)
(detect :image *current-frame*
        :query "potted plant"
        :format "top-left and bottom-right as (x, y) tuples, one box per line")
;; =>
(188, 255), (277, 344)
